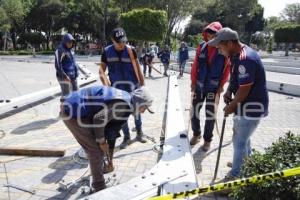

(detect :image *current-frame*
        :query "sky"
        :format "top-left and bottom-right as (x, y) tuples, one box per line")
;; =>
(258, 0), (300, 18)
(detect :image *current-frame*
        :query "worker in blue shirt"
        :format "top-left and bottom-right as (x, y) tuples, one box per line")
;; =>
(99, 28), (147, 149)
(54, 33), (79, 100)
(177, 42), (189, 78)
(208, 27), (269, 181)
(61, 86), (154, 192)
(157, 45), (171, 76)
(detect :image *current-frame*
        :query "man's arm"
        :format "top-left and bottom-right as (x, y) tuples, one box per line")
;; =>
(191, 44), (202, 92)
(99, 62), (111, 86)
(93, 103), (130, 151)
(99, 50), (111, 86)
(135, 57), (145, 86)
(130, 48), (145, 86)
(55, 49), (69, 80)
(73, 52), (79, 78)
(224, 60), (255, 115)
(217, 58), (231, 94)
(224, 84), (252, 116)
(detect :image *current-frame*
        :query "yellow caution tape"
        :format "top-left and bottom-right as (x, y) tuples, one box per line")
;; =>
(148, 166), (300, 200)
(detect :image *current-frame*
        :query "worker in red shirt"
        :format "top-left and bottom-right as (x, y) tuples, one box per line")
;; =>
(190, 22), (230, 151)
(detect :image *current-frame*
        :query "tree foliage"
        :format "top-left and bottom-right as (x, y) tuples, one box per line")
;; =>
(274, 25), (300, 43)
(0, 6), (10, 32)
(120, 8), (167, 42)
(184, 0), (265, 43)
(230, 132), (300, 200)
(280, 3), (300, 24)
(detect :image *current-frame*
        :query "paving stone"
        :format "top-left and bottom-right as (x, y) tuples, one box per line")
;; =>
(0, 58), (299, 199)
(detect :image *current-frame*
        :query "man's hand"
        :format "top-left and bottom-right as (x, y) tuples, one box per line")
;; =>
(216, 87), (224, 95)
(98, 138), (109, 154)
(223, 90), (232, 105)
(191, 84), (196, 93)
(65, 75), (71, 82)
(223, 103), (235, 116)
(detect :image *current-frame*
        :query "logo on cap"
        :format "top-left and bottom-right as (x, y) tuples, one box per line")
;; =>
(116, 31), (124, 37)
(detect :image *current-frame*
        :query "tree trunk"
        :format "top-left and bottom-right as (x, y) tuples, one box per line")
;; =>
(164, 28), (172, 45)
(285, 43), (289, 56)
(11, 30), (16, 50)
(3, 32), (7, 51)
(136, 40), (144, 58)
(46, 35), (50, 50)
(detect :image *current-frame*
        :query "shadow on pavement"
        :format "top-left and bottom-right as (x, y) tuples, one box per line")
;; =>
(192, 141), (232, 174)
(42, 155), (88, 184)
(10, 118), (59, 134)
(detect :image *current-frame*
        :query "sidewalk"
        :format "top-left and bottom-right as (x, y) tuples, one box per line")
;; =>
(0, 60), (299, 199)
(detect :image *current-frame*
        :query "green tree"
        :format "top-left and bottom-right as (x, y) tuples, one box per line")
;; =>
(274, 25), (300, 56)
(63, 0), (103, 39)
(0, 6), (11, 50)
(1, 0), (26, 50)
(186, 33), (203, 48)
(184, 19), (206, 37)
(245, 4), (265, 38)
(280, 3), (300, 24)
(18, 32), (45, 49)
(115, 0), (196, 45)
(265, 16), (284, 32)
(120, 8), (167, 53)
(187, 0), (264, 43)
(26, 0), (65, 50)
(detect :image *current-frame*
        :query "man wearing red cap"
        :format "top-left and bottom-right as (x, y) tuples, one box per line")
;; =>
(190, 22), (230, 151)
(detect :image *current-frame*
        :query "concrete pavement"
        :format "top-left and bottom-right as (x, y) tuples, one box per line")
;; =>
(0, 56), (299, 199)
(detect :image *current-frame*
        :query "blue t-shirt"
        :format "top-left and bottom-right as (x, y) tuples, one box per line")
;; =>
(63, 86), (131, 118)
(229, 46), (269, 117)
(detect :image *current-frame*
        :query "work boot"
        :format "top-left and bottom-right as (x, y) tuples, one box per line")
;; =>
(136, 131), (147, 143)
(190, 136), (200, 145)
(224, 172), (238, 181)
(103, 162), (114, 174)
(103, 150), (115, 174)
(201, 141), (211, 152)
(227, 161), (233, 168)
(120, 138), (131, 149)
(92, 181), (106, 193)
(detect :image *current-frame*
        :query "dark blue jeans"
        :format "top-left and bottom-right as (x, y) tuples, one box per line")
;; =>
(122, 114), (142, 139)
(191, 91), (216, 142)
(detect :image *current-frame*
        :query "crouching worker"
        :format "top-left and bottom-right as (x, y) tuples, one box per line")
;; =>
(60, 85), (154, 192)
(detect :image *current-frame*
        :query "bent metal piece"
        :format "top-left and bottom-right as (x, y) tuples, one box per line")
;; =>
(83, 76), (198, 200)
(0, 64), (97, 115)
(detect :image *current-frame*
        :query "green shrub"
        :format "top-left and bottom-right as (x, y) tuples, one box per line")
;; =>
(0, 50), (32, 55)
(186, 34), (203, 48)
(36, 51), (55, 55)
(17, 50), (32, 55)
(230, 132), (300, 200)
(274, 25), (300, 43)
(120, 8), (167, 42)
(18, 32), (45, 45)
(0, 51), (11, 55)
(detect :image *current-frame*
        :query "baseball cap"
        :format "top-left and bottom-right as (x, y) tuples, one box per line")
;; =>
(207, 27), (239, 47)
(131, 87), (154, 114)
(111, 27), (128, 43)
